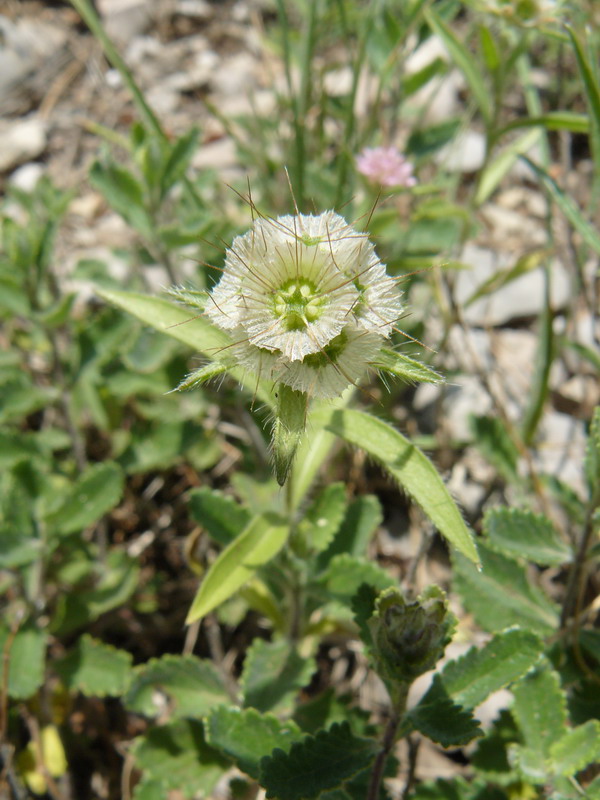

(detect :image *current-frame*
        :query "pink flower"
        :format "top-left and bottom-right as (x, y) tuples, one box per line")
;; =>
(356, 146), (417, 188)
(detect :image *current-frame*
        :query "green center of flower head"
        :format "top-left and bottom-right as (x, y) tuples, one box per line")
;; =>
(303, 329), (348, 368)
(272, 278), (326, 331)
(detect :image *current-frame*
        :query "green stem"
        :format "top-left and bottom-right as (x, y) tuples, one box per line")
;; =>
(69, 0), (166, 142)
(367, 685), (408, 800)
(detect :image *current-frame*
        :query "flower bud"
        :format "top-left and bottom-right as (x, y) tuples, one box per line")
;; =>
(368, 586), (455, 686)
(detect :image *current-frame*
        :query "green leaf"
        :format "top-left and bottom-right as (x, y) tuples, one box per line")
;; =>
(475, 129), (541, 206)
(51, 550), (140, 636)
(259, 722), (379, 800)
(372, 349), (443, 385)
(186, 513), (289, 624)
(407, 119), (462, 159)
(0, 527), (42, 568)
(124, 655), (230, 719)
(188, 487), (251, 546)
(96, 288), (274, 408)
(0, 431), (45, 469)
(298, 483), (347, 553)
(521, 268), (553, 445)
(132, 719), (229, 799)
(241, 638), (316, 715)
(438, 628), (544, 710)
(484, 507), (571, 566)
(585, 406), (600, 499)
(44, 462), (124, 536)
(160, 127), (199, 197)
(452, 541), (559, 636)
(511, 660), (568, 761)
(409, 777), (480, 800)
(319, 408), (479, 564)
(174, 362), (228, 391)
(521, 156), (600, 255)
(0, 379), (59, 424)
(499, 112), (590, 135)
(567, 27), (600, 189)
(320, 554), (395, 599)
(90, 161), (153, 238)
(407, 676), (482, 748)
(317, 495), (383, 568)
(54, 634), (132, 697)
(274, 385), (309, 486)
(0, 622), (46, 700)
(465, 249), (548, 307)
(550, 720), (600, 778)
(469, 415), (519, 483)
(425, 10), (492, 125)
(206, 706), (304, 779)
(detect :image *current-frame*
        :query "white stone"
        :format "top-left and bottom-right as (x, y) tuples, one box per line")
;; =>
(9, 162), (46, 192)
(435, 128), (486, 173)
(454, 243), (572, 326)
(0, 117), (47, 173)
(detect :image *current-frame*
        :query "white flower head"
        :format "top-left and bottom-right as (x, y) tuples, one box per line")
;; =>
(206, 211), (403, 399)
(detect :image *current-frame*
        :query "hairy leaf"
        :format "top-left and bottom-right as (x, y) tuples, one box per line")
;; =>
(373, 349), (443, 385)
(188, 487), (251, 546)
(259, 722), (379, 800)
(453, 542), (559, 635)
(132, 719), (229, 799)
(439, 628), (544, 709)
(96, 289), (274, 407)
(319, 408), (478, 563)
(55, 634), (132, 697)
(320, 554), (395, 599)
(317, 495), (383, 569)
(484, 507), (571, 566)
(298, 483), (347, 553)
(124, 655), (229, 718)
(550, 720), (600, 778)
(511, 660), (568, 765)
(206, 706), (303, 778)
(408, 676), (482, 747)
(0, 622), (46, 700)
(241, 638), (316, 715)
(44, 462), (124, 536)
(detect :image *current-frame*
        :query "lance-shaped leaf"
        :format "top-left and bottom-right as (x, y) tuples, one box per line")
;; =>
(186, 513), (289, 624)
(259, 722), (379, 800)
(318, 408), (478, 563)
(521, 156), (600, 255)
(372, 349), (443, 385)
(96, 288), (274, 407)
